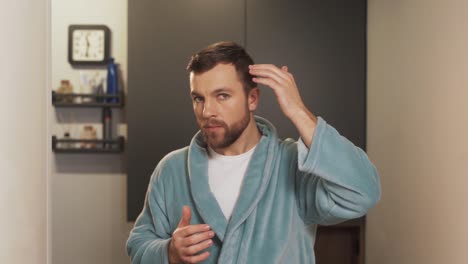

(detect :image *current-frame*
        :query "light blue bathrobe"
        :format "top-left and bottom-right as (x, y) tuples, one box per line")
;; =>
(127, 116), (381, 263)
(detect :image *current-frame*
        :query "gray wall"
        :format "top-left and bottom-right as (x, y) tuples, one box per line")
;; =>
(128, 0), (366, 220)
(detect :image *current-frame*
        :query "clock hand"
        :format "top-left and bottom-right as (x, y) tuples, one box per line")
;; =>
(85, 34), (91, 57)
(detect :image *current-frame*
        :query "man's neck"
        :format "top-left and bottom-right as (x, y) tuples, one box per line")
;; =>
(211, 115), (261, 156)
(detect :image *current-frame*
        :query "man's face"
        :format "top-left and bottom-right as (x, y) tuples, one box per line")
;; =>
(190, 63), (251, 149)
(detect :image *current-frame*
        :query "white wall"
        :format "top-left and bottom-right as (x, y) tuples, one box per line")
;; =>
(0, 0), (48, 263)
(367, 0), (468, 263)
(50, 0), (132, 263)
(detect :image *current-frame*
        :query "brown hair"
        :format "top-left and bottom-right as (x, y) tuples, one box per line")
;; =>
(186, 41), (256, 94)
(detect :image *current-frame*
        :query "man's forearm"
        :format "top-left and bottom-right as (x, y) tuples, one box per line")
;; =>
(289, 107), (318, 148)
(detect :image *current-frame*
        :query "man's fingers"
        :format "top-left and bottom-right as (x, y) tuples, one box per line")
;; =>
(179, 224), (211, 237)
(249, 66), (290, 85)
(250, 64), (292, 81)
(171, 224), (213, 264)
(281, 66), (294, 79)
(181, 230), (215, 247)
(181, 251), (211, 264)
(252, 77), (282, 92)
(178, 206), (192, 228)
(172, 207), (213, 264)
(250, 69), (286, 85)
(182, 238), (213, 255)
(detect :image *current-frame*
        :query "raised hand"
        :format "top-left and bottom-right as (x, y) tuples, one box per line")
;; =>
(249, 64), (318, 147)
(168, 206), (215, 264)
(249, 64), (307, 119)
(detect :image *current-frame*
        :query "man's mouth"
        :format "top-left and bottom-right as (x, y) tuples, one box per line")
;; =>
(203, 120), (224, 129)
(204, 126), (222, 130)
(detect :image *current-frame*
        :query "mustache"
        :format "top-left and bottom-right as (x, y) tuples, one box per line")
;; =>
(202, 119), (226, 128)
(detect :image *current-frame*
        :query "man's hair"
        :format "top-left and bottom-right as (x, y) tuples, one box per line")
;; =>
(186, 41), (256, 94)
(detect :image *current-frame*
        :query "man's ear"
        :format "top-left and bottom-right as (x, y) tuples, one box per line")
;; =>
(248, 87), (260, 112)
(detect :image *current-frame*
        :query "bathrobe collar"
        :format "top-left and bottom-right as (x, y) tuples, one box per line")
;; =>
(187, 116), (279, 242)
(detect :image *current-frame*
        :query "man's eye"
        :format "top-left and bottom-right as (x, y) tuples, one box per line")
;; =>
(218, 93), (230, 100)
(193, 97), (203, 103)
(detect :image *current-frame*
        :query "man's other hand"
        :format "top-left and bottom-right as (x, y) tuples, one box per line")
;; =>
(168, 206), (214, 264)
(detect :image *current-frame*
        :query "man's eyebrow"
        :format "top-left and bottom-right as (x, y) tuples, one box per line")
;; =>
(211, 87), (233, 95)
(190, 87), (233, 97)
(190, 91), (202, 97)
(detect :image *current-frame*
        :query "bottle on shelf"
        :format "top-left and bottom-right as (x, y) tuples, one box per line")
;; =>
(106, 58), (119, 103)
(95, 81), (105, 103)
(102, 108), (112, 149)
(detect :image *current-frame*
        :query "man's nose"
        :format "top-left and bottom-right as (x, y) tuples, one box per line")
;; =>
(202, 100), (216, 118)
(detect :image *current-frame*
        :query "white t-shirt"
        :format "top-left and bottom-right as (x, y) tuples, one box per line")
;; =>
(208, 145), (257, 220)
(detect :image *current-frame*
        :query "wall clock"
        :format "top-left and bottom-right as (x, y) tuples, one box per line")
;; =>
(68, 25), (111, 66)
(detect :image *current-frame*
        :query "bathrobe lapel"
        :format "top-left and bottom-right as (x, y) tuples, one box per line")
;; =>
(188, 139), (228, 241)
(226, 118), (278, 235)
(187, 116), (278, 243)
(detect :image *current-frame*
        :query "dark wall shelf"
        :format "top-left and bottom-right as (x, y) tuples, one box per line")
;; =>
(52, 136), (125, 153)
(52, 91), (124, 108)
(52, 90), (125, 154)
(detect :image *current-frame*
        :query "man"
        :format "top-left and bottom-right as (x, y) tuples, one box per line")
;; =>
(127, 41), (381, 264)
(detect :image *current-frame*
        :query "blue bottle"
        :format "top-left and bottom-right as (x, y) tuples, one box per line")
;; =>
(106, 58), (119, 103)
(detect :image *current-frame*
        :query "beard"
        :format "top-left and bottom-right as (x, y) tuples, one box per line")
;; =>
(199, 108), (251, 149)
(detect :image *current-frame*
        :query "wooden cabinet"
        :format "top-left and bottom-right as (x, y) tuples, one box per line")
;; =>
(315, 218), (365, 264)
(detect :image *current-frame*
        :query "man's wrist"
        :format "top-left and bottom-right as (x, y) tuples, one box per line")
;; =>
(289, 107), (317, 127)
(289, 107), (317, 148)
(168, 239), (178, 264)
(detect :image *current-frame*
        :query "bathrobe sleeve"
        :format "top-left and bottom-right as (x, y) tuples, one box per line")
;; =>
(126, 161), (173, 264)
(294, 116), (381, 225)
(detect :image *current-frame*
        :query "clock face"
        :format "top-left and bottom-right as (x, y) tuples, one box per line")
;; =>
(68, 25), (110, 66)
(72, 30), (105, 61)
